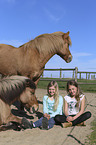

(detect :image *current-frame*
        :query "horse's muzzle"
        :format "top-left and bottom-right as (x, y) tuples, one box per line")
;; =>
(67, 55), (72, 63)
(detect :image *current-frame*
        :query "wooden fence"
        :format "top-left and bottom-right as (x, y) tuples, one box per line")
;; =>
(40, 67), (96, 84)
(78, 71), (96, 80)
(41, 67), (78, 81)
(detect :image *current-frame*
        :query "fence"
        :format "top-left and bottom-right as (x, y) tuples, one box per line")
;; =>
(78, 71), (96, 80)
(41, 67), (78, 81)
(40, 67), (96, 84)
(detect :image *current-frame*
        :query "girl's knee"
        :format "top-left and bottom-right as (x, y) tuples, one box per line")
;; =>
(86, 111), (91, 118)
(54, 115), (60, 122)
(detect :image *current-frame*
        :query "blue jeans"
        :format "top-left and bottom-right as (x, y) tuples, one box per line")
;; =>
(33, 117), (55, 129)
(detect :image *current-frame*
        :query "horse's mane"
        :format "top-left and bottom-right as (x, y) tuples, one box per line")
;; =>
(0, 75), (36, 105)
(19, 31), (72, 54)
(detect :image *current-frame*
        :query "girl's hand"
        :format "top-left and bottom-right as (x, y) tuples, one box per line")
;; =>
(44, 113), (50, 120)
(72, 116), (76, 120)
(47, 114), (50, 120)
(66, 116), (73, 122)
(44, 113), (48, 117)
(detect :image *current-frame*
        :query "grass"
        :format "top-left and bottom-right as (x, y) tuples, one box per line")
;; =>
(87, 119), (96, 145)
(38, 78), (96, 93)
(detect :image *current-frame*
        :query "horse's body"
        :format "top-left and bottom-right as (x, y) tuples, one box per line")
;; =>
(0, 75), (38, 128)
(0, 31), (72, 116)
(0, 31), (72, 85)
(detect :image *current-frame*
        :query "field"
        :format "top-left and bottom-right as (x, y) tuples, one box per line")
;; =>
(0, 79), (95, 145)
(38, 78), (96, 93)
(38, 79), (96, 144)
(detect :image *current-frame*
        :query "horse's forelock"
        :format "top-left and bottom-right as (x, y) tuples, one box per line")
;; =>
(0, 76), (28, 104)
(63, 32), (72, 46)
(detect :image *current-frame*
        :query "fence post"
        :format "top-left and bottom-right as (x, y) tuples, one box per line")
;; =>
(88, 73), (90, 79)
(75, 67), (78, 82)
(60, 68), (62, 79)
(86, 73), (87, 79)
(79, 72), (81, 79)
(72, 70), (74, 79)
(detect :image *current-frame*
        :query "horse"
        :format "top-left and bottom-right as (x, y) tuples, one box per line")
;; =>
(0, 31), (72, 110)
(0, 75), (38, 131)
(0, 31), (72, 85)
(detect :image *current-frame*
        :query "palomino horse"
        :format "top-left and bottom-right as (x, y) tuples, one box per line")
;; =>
(0, 31), (72, 109)
(0, 31), (72, 85)
(0, 75), (38, 131)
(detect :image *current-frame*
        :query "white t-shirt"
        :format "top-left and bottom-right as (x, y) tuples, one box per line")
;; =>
(64, 94), (85, 115)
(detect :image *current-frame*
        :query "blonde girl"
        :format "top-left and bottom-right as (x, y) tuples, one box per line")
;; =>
(32, 81), (63, 130)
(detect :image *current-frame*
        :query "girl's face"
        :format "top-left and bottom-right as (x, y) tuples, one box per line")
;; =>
(68, 85), (77, 97)
(48, 86), (55, 97)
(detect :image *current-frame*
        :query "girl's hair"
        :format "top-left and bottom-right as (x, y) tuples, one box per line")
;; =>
(47, 81), (59, 111)
(67, 80), (82, 107)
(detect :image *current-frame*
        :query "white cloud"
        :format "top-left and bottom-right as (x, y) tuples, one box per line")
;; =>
(72, 52), (92, 57)
(44, 8), (64, 22)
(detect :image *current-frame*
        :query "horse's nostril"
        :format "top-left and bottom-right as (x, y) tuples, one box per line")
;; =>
(68, 55), (72, 62)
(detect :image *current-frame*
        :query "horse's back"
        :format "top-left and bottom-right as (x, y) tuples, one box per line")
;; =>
(0, 44), (16, 50)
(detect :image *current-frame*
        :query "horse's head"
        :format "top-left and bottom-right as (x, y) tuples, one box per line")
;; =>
(20, 87), (39, 113)
(57, 31), (72, 63)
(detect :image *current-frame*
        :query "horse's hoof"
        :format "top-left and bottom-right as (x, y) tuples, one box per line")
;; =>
(22, 117), (32, 129)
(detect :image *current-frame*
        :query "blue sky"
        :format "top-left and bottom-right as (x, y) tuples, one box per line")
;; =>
(0, 0), (96, 72)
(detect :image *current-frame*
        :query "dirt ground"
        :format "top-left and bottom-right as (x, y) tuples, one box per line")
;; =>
(0, 88), (96, 145)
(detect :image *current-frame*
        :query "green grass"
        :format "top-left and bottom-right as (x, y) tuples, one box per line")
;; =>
(38, 78), (96, 93)
(87, 119), (96, 145)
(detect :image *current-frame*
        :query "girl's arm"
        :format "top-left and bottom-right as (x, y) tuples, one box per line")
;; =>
(73, 96), (85, 120)
(64, 99), (73, 122)
(43, 96), (48, 114)
(64, 99), (69, 116)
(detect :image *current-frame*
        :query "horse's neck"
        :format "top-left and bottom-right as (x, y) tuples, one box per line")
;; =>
(39, 50), (55, 66)
(19, 41), (56, 67)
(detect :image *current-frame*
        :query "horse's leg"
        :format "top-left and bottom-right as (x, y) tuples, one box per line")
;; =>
(1, 100), (22, 124)
(0, 100), (32, 130)
(4, 106), (32, 128)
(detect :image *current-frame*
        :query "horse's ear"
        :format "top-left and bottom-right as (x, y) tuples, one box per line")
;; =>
(67, 31), (70, 35)
(63, 31), (70, 39)
(26, 79), (36, 90)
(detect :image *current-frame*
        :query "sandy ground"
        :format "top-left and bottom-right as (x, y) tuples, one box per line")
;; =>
(0, 88), (96, 145)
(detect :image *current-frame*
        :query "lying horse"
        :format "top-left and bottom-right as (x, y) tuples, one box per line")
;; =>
(0, 31), (72, 85)
(0, 75), (38, 130)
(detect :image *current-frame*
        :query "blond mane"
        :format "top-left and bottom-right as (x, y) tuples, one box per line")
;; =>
(0, 76), (36, 105)
(19, 32), (72, 55)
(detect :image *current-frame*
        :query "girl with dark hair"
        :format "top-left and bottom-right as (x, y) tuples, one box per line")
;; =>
(54, 80), (91, 128)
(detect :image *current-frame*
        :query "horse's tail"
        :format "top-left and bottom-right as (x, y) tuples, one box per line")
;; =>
(0, 75), (36, 105)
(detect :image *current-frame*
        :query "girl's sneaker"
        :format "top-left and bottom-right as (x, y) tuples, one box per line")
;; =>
(22, 117), (32, 129)
(62, 122), (72, 128)
(76, 122), (86, 126)
(42, 117), (48, 130)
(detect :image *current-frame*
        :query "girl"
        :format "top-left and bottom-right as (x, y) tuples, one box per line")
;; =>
(32, 81), (63, 130)
(54, 80), (91, 128)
